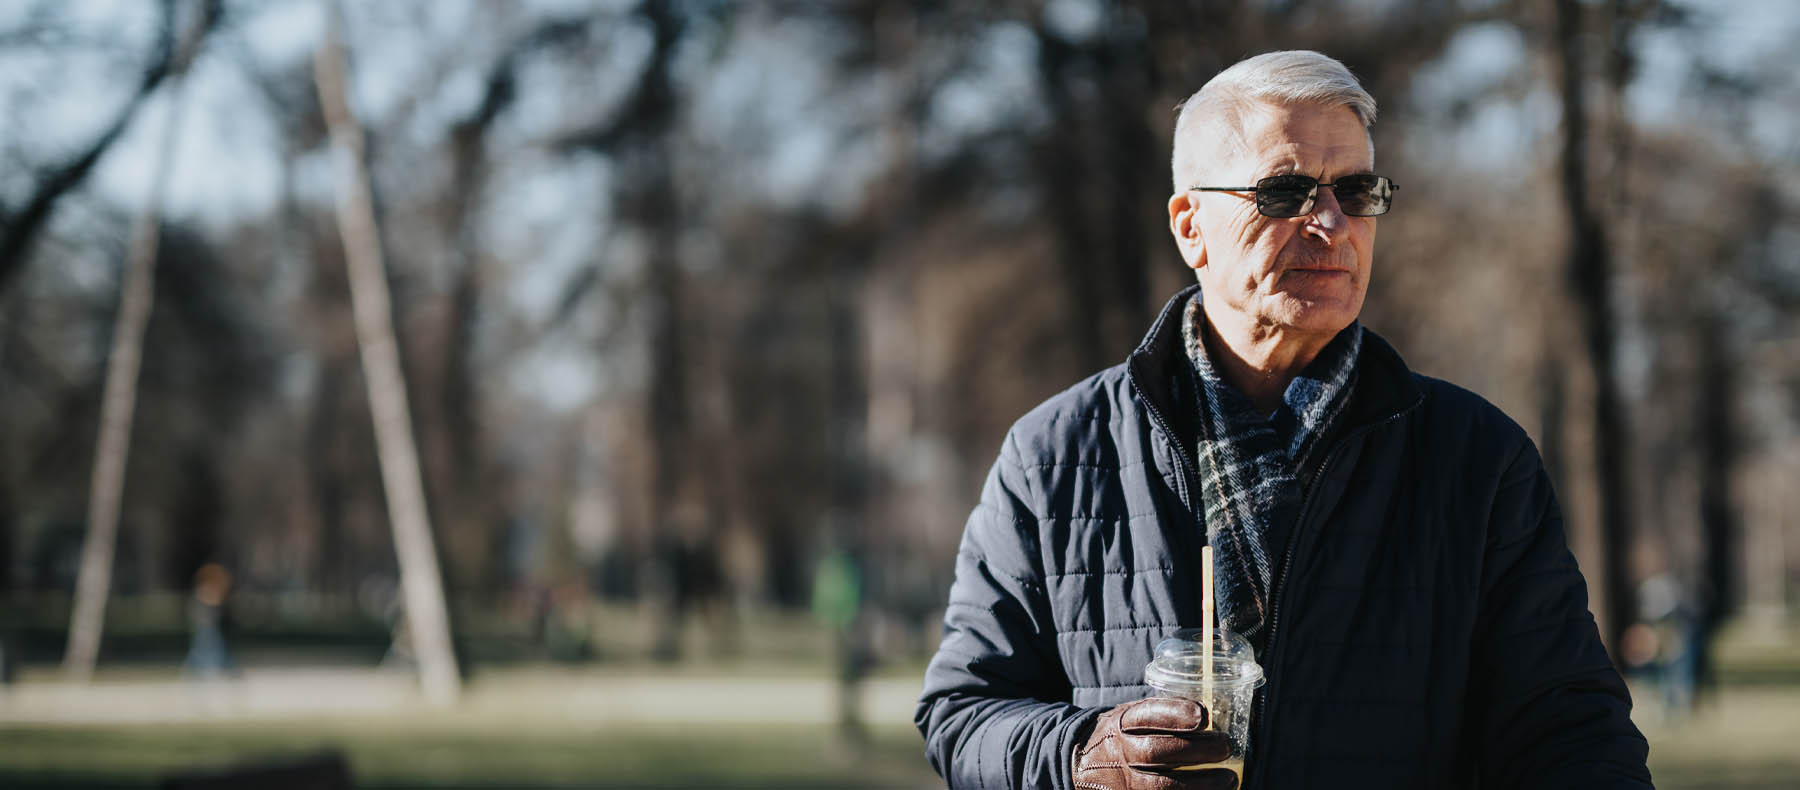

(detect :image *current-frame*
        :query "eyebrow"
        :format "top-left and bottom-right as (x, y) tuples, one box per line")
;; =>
(1257, 168), (1378, 180)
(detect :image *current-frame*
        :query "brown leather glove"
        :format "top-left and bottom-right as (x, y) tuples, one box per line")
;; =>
(1071, 697), (1237, 790)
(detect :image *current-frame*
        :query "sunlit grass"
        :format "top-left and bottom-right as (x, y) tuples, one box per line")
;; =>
(0, 720), (935, 789)
(4, 618), (1796, 788)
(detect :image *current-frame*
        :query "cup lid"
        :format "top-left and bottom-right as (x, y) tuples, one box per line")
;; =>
(1156, 627), (1257, 663)
(1144, 626), (1265, 690)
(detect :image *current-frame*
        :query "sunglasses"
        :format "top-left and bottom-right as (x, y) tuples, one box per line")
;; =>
(1190, 173), (1398, 218)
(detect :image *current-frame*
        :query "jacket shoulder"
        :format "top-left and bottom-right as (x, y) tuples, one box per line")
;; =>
(1002, 363), (1137, 470)
(1411, 374), (1538, 477)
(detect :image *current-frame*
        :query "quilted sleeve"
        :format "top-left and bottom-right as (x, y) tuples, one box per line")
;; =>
(915, 432), (1106, 790)
(1469, 437), (1653, 788)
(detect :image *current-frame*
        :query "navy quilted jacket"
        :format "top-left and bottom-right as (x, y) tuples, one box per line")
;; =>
(916, 285), (1652, 789)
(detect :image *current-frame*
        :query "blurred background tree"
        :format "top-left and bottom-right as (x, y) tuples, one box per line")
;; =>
(0, 0), (1795, 747)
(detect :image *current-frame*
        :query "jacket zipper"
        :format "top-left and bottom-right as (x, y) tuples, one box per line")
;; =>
(1138, 371), (1207, 549)
(1245, 403), (1418, 789)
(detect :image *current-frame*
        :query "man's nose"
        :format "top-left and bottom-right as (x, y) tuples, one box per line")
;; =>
(1303, 186), (1347, 243)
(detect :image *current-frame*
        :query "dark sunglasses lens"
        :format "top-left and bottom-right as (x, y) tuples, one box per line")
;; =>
(1333, 175), (1394, 216)
(1255, 175), (1317, 217)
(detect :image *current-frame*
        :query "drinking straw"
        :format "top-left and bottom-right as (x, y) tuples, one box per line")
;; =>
(1202, 545), (1215, 713)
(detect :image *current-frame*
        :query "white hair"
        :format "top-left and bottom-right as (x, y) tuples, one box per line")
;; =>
(1171, 50), (1377, 190)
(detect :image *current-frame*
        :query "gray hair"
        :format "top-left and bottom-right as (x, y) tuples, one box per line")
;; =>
(1171, 50), (1377, 191)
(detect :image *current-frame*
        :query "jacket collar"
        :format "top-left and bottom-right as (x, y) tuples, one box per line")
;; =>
(1127, 285), (1424, 452)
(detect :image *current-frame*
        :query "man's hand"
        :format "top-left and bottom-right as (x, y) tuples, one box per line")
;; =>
(1071, 697), (1237, 790)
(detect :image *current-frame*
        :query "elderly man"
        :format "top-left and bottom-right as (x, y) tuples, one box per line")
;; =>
(915, 51), (1652, 790)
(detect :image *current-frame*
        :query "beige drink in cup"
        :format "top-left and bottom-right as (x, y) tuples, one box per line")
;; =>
(1143, 626), (1264, 781)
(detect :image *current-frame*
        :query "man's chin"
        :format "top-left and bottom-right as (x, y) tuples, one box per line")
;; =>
(1265, 295), (1360, 335)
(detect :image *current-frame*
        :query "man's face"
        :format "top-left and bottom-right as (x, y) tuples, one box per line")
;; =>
(1168, 101), (1377, 338)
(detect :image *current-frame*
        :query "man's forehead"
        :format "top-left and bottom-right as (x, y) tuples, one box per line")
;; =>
(1243, 141), (1374, 176)
(1221, 101), (1373, 178)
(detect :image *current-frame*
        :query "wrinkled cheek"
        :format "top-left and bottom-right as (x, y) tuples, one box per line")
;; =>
(1234, 222), (1274, 250)
(1248, 248), (1288, 294)
(1250, 271), (1280, 299)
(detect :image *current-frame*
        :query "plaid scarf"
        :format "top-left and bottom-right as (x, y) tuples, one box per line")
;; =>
(1182, 293), (1362, 645)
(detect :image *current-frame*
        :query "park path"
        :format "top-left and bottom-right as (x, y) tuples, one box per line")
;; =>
(0, 665), (925, 728)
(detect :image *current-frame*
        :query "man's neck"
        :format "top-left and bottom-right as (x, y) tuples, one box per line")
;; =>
(1199, 307), (1335, 415)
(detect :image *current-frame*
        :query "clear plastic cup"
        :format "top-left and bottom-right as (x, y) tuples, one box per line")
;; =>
(1143, 627), (1265, 782)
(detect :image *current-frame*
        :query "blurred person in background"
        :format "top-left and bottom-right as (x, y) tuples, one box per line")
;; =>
(183, 563), (236, 678)
(1634, 572), (1702, 720)
(915, 50), (1651, 790)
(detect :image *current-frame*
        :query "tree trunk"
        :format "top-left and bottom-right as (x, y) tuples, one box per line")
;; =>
(1554, 0), (1633, 664)
(1694, 316), (1736, 699)
(1536, 349), (1569, 498)
(645, 217), (688, 662)
(609, 0), (691, 663)
(314, 5), (461, 707)
(1745, 449), (1791, 627)
(827, 240), (870, 743)
(62, 0), (211, 681)
(0, 296), (17, 596)
(1034, 31), (1111, 375)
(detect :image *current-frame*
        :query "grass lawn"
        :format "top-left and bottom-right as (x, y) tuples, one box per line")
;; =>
(0, 718), (938, 789)
(3, 619), (1796, 788)
(1640, 687), (1800, 789)
(8, 684), (1799, 789)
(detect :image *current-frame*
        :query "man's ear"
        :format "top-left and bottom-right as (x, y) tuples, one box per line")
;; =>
(1167, 192), (1205, 271)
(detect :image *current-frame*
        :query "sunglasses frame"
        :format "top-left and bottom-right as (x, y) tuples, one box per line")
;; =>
(1189, 174), (1398, 218)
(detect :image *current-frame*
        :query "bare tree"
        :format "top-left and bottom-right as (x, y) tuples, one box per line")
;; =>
(0, 1), (191, 297)
(62, 0), (218, 681)
(1554, 0), (1633, 662)
(314, 3), (459, 707)
(553, 0), (703, 660)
